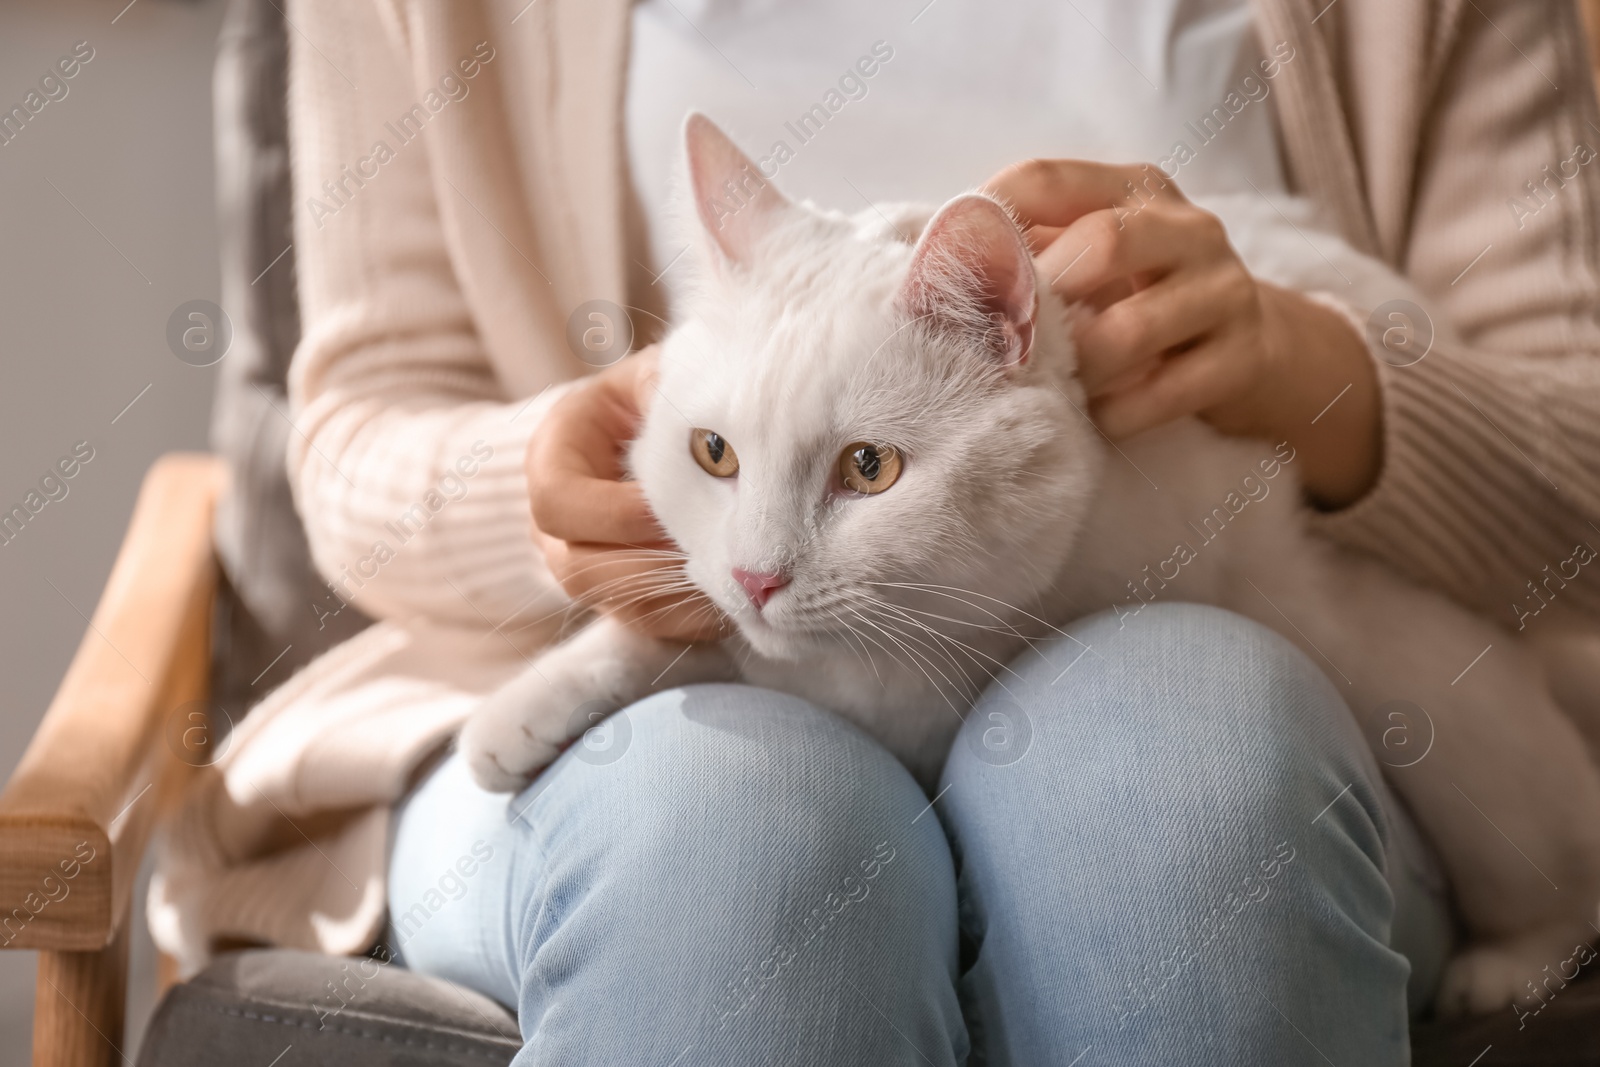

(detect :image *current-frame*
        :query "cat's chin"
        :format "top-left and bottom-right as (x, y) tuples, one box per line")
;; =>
(729, 612), (825, 662)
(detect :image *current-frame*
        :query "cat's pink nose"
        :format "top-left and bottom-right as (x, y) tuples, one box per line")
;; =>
(732, 567), (789, 610)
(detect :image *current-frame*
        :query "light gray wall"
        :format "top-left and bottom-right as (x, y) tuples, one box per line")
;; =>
(0, 0), (227, 1060)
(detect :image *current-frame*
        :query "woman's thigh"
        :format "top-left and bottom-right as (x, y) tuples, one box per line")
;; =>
(390, 683), (967, 1066)
(941, 602), (1454, 1067)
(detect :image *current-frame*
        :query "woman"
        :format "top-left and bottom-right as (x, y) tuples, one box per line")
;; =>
(151, 1), (1600, 1063)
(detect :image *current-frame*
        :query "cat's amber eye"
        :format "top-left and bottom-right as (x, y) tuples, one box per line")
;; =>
(690, 428), (740, 478)
(839, 442), (902, 495)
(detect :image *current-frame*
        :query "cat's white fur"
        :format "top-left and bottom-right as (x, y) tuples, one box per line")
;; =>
(461, 114), (1600, 1014)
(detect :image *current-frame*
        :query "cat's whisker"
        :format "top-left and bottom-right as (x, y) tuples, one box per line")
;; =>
(491, 559), (700, 633)
(879, 626), (976, 705)
(632, 594), (728, 633)
(564, 581), (691, 610)
(687, 600), (732, 632)
(862, 592), (1025, 654)
(558, 560), (695, 593)
(869, 622), (973, 719)
(801, 587), (1025, 695)
(500, 597), (593, 637)
(545, 552), (693, 586)
(559, 572), (707, 619)
(835, 609), (912, 689)
(840, 605), (922, 679)
(582, 582), (707, 618)
(865, 597), (1029, 639)
(851, 589), (1038, 662)
(867, 581), (1078, 641)
(558, 581), (683, 616)
(488, 585), (558, 630)
(857, 594), (1020, 685)
(865, 600), (1030, 708)
(846, 606), (968, 718)
(862, 581), (1023, 630)
(851, 594), (971, 665)
(865, 607), (984, 698)
(825, 609), (881, 683)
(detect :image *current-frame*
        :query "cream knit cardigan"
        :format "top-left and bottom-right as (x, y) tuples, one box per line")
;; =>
(150, 0), (1600, 970)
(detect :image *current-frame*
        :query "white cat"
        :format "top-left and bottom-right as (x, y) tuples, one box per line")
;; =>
(461, 113), (1600, 1014)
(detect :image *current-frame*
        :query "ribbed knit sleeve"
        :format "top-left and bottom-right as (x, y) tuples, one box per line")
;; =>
(283, 0), (572, 631)
(1309, 1), (1600, 625)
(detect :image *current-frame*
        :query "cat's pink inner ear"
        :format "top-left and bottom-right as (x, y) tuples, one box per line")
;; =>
(684, 112), (790, 267)
(899, 194), (1038, 369)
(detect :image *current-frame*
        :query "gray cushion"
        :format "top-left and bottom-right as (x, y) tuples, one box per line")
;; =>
(209, 0), (370, 721)
(135, 950), (517, 1067)
(142, 947), (1600, 1066)
(138, 948), (1600, 1065)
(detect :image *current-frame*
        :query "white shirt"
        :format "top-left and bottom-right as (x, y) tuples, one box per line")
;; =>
(626, 0), (1290, 290)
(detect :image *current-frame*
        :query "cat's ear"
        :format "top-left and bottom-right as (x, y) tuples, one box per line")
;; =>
(684, 112), (792, 268)
(898, 194), (1037, 370)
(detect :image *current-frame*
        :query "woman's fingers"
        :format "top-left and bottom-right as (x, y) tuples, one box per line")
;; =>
(983, 159), (1183, 231)
(1034, 201), (1227, 305)
(529, 458), (661, 546)
(984, 156), (1359, 483)
(541, 536), (674, 602)
(526, 347), (729, 642)
(543, 536), (727, 641)
(1092, 332), (1259, 440)
(526, 354), (664, 546)
(610, 591), (728, 642)
(1014, 185), (1253, 427)
(1075, 267), (1244, 395)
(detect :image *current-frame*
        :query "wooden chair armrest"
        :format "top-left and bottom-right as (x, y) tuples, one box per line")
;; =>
(0, 453), (226, 952)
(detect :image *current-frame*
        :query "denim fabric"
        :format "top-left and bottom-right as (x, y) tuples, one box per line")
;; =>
(942, 603), (1452, 1066)
(389, 604), (1452, 1066)
(389, 684), (966, 1066)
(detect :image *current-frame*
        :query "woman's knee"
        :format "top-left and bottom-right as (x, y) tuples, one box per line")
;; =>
(940, 605), (1397, 1014)
(514, 685), (965, 1061)
(941, 605), (1411, 1063)
(944, 603), (1388, 877)
(527, 683), (946, 857)
(519, 684), (957, 929)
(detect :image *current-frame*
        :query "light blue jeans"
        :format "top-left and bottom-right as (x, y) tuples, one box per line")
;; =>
(388, 604), (1454, 1065)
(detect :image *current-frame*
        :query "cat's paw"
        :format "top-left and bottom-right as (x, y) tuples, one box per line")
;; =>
(458, 670), (580, 792)
(458, 706), (556, 792)
(459, 723), (544, 792)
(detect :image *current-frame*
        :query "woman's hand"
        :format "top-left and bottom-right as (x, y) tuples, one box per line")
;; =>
(983, 159), (1382, 508)
(526, 347), (727, 641)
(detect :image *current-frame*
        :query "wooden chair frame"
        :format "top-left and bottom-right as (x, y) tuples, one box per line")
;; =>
(0, 455), (224, 1067)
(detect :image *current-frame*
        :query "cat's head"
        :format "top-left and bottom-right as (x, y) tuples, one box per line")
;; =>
(631, 113), (1103, 662)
